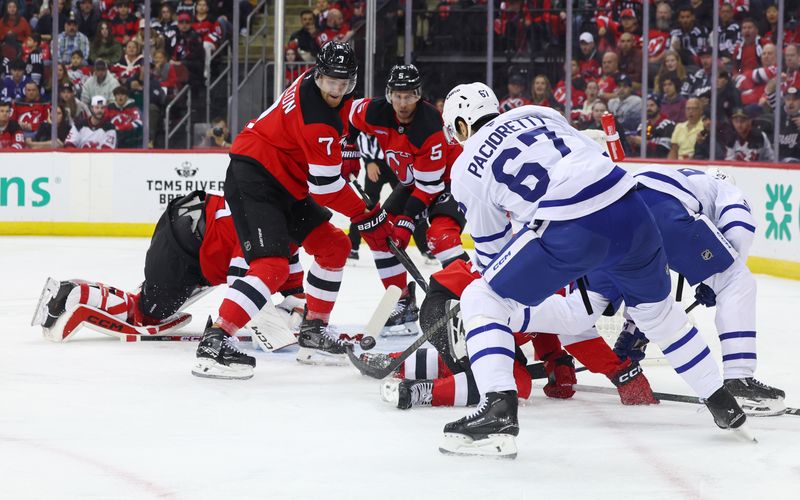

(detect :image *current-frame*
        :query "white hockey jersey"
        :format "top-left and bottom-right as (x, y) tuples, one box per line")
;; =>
(450, 105), (635, 270)
(65, 122), (117, 150)
(634, 165), (756, 257)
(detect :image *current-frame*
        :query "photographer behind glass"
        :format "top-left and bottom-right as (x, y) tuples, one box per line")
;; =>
(201, 117), (231, 148)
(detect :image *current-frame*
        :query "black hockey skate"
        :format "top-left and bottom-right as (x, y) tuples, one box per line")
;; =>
(381, 378), (433, 409)
(32, 278), (77, 329)
(704, 386), (756, 441)
(724, 378), (786, 416)
(296, 318), (350, 366)
(381, 282), (420, 337)
(348, 249), (360, 261)
(439, 390), (519, 458)
(192, 326), (256, 380)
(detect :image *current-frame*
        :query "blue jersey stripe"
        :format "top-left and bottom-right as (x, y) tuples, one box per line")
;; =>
(519, 307), (530, 333)
(719, 203), (751, 218)
(538, 166), (626, 209)
(720, 221), (756, 234)
(719, 331), (756, 341)
(662, 327), (699, 355)
(722, 352), (758, 361)
(474, 247), (498, 260)
(465, 322), (513, 341)
(470, 346), (516, 364)
(635, 171), (703, 213)
(674, 346), (712, 373)
(473, 223), (512, 243)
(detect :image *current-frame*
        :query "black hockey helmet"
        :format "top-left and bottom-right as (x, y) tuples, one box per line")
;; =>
(387, 64), (422, 92)
(315, 41), (358, 94)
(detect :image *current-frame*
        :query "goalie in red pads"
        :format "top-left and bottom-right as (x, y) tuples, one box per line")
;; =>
(32, 191), (305, 353)
(364, 260), (658, 409)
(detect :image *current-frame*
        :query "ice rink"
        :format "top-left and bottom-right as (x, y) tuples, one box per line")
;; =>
(2, 236), (799, 500)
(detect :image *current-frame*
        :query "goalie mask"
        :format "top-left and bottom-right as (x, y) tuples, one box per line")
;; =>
(442, 82), (499, 144)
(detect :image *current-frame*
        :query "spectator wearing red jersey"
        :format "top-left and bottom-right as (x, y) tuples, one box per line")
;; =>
(762, 4), (779, 45)
(0, 0), (31, 45)
(782, 44), (800, 94)
(554, 60), (587, 115)
(14, 80), (49, 137)
(597, 51), (620, 102)
(315, 8), (353, 47)
(27, 103), (77, 149)
(732, 18), (764, 75)
(530, 74), (560, 108)
(194, 0), (223, 78)
(106, 85), (141, 148)
(152, 49), (179, 97)
(284, 44), (311, 87)
(0, 100), (24, 148)
(499, 72), (531, 112)
(735, 42), (777, 107)
(577, 32), (602, 81)
(616, 32), (642, 91)
(111, 39), (143, 86)
(596, 8), (639, 52)
(110, 0), (138, 45)
(648, 2), (674, 71)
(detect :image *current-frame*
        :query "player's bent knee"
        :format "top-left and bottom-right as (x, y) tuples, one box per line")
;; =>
(627, 300), (688, 344)
(461, 279), (514, 325)
(303, 223), (351, 268)
(247, 256), (290, 292)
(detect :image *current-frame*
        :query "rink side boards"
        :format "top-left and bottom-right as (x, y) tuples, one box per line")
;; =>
(1, 152), (799, 281)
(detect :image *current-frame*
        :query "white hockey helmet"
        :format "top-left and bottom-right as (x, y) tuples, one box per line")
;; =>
(707, 167), (736, 185)
(442, 82), (500, 144)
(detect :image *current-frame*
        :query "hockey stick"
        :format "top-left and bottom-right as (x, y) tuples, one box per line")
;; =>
(569, 384), (798, 416)
(347, 302), (461, 378)
(124, 334), (253, 342)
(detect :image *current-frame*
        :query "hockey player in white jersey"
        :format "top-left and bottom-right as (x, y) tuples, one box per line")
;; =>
(612, 166), (785, 414)
(438, 83), (750, 458)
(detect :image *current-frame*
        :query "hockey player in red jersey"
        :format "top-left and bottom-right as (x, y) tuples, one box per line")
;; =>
(363, 260), (658, 409)
(32, 191), (306, 354)
(192, 41), (393, 378)
(349, 64), (469, 335)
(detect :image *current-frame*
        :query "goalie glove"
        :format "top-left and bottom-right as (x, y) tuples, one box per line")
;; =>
(613, 320), (649, 363)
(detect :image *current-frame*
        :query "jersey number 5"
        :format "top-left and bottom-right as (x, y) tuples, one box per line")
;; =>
(430, 144), (442, 160)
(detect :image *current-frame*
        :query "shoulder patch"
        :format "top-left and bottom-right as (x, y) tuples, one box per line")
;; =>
(299, 75), (344, 135)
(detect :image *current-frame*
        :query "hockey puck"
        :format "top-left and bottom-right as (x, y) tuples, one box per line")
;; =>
(359, 335), (376, 351)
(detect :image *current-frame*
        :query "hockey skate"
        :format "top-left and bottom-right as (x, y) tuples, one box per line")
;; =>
(32, 278), (75, 330)
(381, 282), (420, 337)
(704, 386), (756, 442)
(439, 390), (519, 459)
(381, 378), (433, 409)
(192, 326), (256, 380)
(296, 318), (351, 366)
(724, 378), (786, 416)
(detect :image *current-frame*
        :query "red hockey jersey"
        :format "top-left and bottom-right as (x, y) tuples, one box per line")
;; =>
(0, 119), (24, 149)
(107, 99), (142, 132)
(13, 100), (49, 133)
(230, 70), (365, 218)
(201, 193), (241, 286)
(349, 97), (449, 217)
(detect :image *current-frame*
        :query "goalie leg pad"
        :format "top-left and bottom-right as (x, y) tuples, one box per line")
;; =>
(244, 300), (298, 352)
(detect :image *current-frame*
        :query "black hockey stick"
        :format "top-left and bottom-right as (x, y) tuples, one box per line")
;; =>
(568, 384), (799, 416)
(347, 302), (460, 378)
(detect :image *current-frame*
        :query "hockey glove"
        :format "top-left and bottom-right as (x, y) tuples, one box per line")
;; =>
(542, 351), (577, 399)
(694, 283), (717, 307)
(341, 142), (361, 180)
(613, 320), (649, 363)
(608, 360), (659, 405)
(351, 204), (393, 252)
(392, 215), (415, 250)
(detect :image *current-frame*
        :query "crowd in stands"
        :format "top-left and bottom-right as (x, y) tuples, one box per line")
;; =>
(493, 0), (800, 162)
(0, 0), (250, 149)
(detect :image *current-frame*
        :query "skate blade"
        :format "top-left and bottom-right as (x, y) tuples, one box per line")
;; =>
(439, 433), (518, 459)
(380, 322), (420, 337)
(380, 378), (401, 406)
(191, 358), (254, 380)
(731, 423), (758, 443)
(737, 397), (787, 417)
(31, 277), (60, 327)
(295, 347), (347, 366)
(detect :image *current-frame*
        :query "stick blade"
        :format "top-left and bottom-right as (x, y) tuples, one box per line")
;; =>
(364, 285), (402, 337)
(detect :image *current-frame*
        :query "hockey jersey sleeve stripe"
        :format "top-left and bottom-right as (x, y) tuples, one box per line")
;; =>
(472, 222), (512, 243)
(519, 307), (531, 333)
(413, 167), (446, 182)
(414, 179), (445, 194)
(721, 353), (757, 362)
(474, 247), (497, 260)
(718, 330), (756, 340)
(720, 221), (755, 234)
(306, 272), (341, 292)
(674, 346), (712, 373)
(539, 166), (626, 209)
(307, 176), (346, 195)
(465, 322), (512, 341)
(215, 207), (231, 219)
(719, 203), (751, 218)
(309, 163), (343, 177)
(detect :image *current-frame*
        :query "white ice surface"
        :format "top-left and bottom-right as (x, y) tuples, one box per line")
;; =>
(1, 236), (799, 500)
